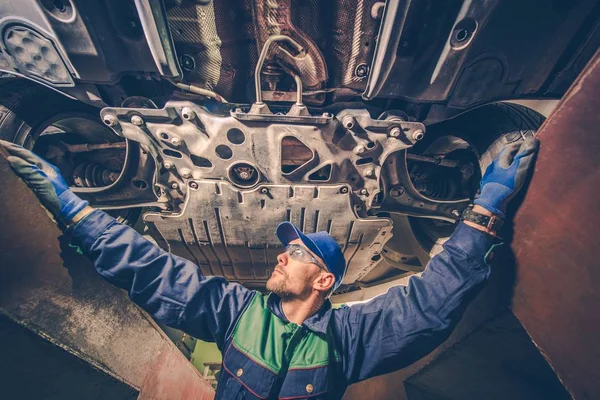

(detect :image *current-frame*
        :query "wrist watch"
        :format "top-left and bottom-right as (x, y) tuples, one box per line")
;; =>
(460, 204), (504, 232)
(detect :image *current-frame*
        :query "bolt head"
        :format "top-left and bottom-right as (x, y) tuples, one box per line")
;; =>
(364, 168), (375, 178)
(260, 187), (269, 194)
(360, 188), (368, 195)
(452, 209), (460, 217)
(355, 64), (370, 78)
(390, 186), (405, 197)
(412, 129), (425, 141)
(390, 127), (402, 138)
(180, 168), (192, 179)
(103, 114), (118, 127)
(170, 182), (179, 189)
(342, 115), (355, 130)
(171, 137), (182, 147)
(189, 181), (199, 189)
(354, 145), (366, 155)
(181, 107), (195, 121)
(163, 162), (173, 170)
(131, 115), (144, 126)
(340, 186), (349, 194)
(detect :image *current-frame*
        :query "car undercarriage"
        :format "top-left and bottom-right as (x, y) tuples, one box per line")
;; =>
(0, 0), (599, 299)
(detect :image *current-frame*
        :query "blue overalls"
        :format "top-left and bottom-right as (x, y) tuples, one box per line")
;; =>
(70, 210), (496, 399)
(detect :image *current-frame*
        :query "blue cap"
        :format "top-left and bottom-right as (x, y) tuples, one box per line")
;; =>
(276, 222), (347, 292)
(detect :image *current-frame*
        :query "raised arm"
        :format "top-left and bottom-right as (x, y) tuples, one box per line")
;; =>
(334, 137), (539, 384)
(69, 209), (254, 349)
(1, 140), (253, 350)
(334, 222), (496, 383)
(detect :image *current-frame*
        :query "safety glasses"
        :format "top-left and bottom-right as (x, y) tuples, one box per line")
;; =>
(285, 243), (329, 272)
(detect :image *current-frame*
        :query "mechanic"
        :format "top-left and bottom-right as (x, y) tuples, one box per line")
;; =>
(1, 138), (538, 399)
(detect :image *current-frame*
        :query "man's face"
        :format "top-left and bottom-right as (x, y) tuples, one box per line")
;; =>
(266, 238), (327, 300)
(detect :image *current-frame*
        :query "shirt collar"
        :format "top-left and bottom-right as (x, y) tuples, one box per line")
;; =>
(266, 293), (333, 334)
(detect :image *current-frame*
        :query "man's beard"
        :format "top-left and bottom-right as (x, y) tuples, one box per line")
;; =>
(266, 271), (312, 300)
(266, 276), (296, 300)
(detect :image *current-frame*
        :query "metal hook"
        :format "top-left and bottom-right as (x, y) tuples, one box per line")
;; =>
(254, 35), (305, 105)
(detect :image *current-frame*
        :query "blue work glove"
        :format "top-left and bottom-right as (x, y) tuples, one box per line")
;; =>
(1, 140), (89, 224)
(474, 137), (540, 218)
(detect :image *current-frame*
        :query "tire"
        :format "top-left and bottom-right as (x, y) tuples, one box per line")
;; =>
(408, 102), (545, 254)
(0, 78), (141, 226)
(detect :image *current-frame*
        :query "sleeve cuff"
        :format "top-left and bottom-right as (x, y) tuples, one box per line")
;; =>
(449, 222), (499, 259)
(69, 209), (118, 252)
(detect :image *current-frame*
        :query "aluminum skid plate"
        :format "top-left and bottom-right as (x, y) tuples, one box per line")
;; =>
(101, 101), (425, 287)
(144, 182), (392, 287)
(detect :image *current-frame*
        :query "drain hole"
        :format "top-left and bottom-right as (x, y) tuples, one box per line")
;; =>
(132, 179), (148, 190)
(356, 157), (373, 166)
(191, 154), (212, 168)
(216, 144), (233, 160)
(227, 128), (245, 145)
(163, 149), (182, 158)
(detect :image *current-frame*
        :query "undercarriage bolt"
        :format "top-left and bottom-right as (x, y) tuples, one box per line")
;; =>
(189, 181), (199, 189)
(389, 127), (402, 138)
(181, 107), (195, 121)
(364, 168), (375, 178)
(452, 209), (460, 217)
(390, 186), (405, 197)
(354, 145), (366, 155)
(412, 129), (425, 141)
(131, 115), (144, 126)
(360, 188), (368, 195)
(163, 161), (173, 170)
(103, 114), (118, 127)
(171, 137), (182, 147)
(170, 182), (179, 189)
(260, 187), (269, 194)
(342, 115), (355, 130)
(180, 168), (192, 179)
(340, 186), (349, 194)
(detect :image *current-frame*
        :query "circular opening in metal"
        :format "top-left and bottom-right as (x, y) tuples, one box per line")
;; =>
(455, 28), (468, 42)
(40, 0), (74, 21)
(216, 144), (233, 160)
(228, 162), (260, 188)
(132, 178), (148, 190)
(450, 18), (477, 49)
(227, 128), (246, 145)
(160, 132), (169, 140)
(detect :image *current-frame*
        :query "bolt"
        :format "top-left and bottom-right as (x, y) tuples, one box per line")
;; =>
(389, 127), (402, 138)
(181, 107), (195, 121)
(131, 115), (144, 126)
(322, 112), (331, 118)
(342, 115), (355, 130)
(364, 168), (375, 178)
(452, 209), (460, 217)
(103, 114), (118, 127)
(180, 54), (195, 72)
(171, 137), (182, 147)
(260, 187), (269, 194)
(360, 188), (368, 195)
(355, 64), (369, 78)
(412, 129), (425, 141)
(163, 162), (173, 170)
(235, 108), (243, 113)
(354, 145), (366, 155)
(170, 182), (179, 189)
(189, 181), (199, 189)
(180, 168), (192, 179)
(390, 186), (405, 197)
(340, 186), (349, 194)
(239, 171), (251, 180)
